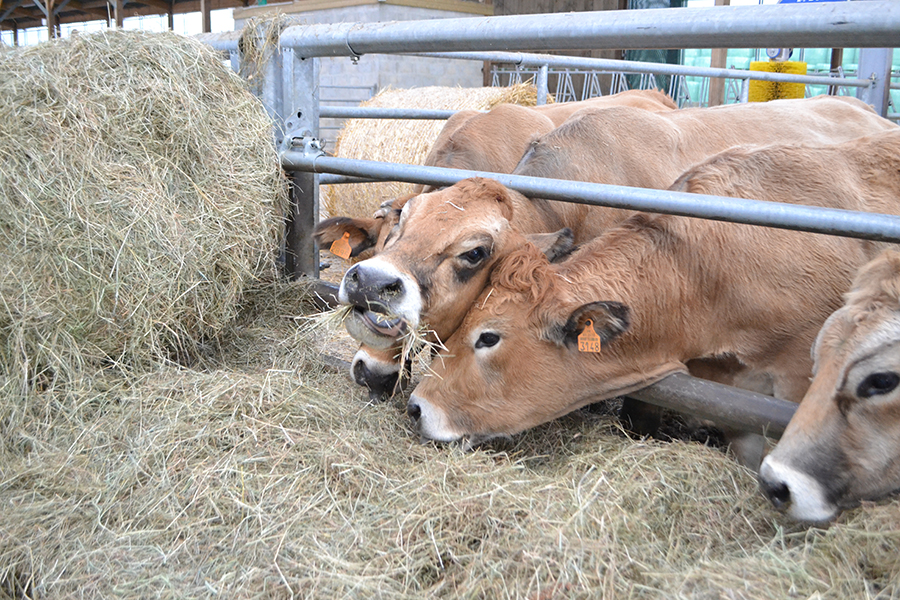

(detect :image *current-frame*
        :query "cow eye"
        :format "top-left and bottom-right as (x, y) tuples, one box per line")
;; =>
(460, 246), (489, 265)
(475, 332), (500, 349)
(857, 372), (900, 399)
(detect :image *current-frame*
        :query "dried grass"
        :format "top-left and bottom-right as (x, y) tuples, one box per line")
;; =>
(322, 83), (543, 220)
(0, 30), (288, 388)
(2, 273), (899, 599)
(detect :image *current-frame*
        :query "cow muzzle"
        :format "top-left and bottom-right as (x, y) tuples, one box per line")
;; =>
(338, 259), (423, 347)
(758, 456), (838, 523)
(351, 348), (412, 402)
(407, 393), (462, 443)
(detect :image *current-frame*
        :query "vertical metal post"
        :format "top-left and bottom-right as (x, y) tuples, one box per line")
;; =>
(827, 47), (843, 95)
(280, 48), (320, 279)
(739, 77), (749, 103)
(536, 64), (549, 105)
(261, 37), (284, 131)
(856, 47), (893, 117)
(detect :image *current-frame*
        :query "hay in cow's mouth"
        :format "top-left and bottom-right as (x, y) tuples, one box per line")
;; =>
(357, 307), (407, 338)
(300, 304), (355, 335)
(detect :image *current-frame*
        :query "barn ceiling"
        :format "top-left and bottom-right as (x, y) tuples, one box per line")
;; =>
(1, 0), (250, 33)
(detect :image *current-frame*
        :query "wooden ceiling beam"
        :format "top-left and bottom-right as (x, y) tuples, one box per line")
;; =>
(1, 0), (246, 30)
(0, 0), (24, 20)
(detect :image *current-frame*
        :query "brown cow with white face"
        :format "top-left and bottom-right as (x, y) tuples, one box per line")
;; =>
(330, 96), (898, 401)
(759, 250), (900, 523)
(406, 131), (900, 468)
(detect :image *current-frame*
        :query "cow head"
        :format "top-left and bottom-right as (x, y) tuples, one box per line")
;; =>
(405, 242), (684, 445)
(336, 177), (564, 350)
(759, 251), (900, 523)
(321, 178), (575, 401)
(313, 194), (412, 259)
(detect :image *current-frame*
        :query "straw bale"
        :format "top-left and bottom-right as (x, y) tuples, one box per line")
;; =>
(0, 30), (288, 388)
(1, 277), (899, 599)
(322, 83), (544, 220)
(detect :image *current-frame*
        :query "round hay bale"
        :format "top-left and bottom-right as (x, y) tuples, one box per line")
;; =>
(322, 83), (544, 220)
(0, 30), (288, 385)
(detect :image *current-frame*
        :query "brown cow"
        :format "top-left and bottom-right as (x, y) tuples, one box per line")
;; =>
(316, 89), (679, 253)
(405, 130), (900, 469)
(332, 96), (898, 401)
(413, 89), (678, 194)
(759, 249), (900, 522)
(316, 91), (677, 398)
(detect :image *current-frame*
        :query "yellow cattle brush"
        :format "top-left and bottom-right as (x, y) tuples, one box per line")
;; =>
(748, 61), (808, 102)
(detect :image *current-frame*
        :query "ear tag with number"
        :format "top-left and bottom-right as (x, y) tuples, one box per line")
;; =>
(578, 319), (602, 353)
(330, 232), (352, 259)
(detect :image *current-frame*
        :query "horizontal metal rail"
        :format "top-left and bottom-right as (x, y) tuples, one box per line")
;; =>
(195, 30), (241, 52)
(629, 372), (796, 436)
(409, 51), (874, 89)
(320, 173), (392, 185)
(280, 2), (900, 57)
(282, 152), (900, 244)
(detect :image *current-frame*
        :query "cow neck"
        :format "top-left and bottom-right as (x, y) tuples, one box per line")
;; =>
(550, 214), (720, 360)
(506, 187), (636, 244)
(506, 188), (568, 235)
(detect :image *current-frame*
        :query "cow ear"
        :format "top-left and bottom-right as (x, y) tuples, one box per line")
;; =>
(525, 228), (575, 263)
(547, 301), (630, 349)
(313, 216), (384, 257)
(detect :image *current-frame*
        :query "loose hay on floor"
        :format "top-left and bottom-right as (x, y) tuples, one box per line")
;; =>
(0, 30), (288, 389)
(321, 83), (543, 221)
(2, 278), (899, 600)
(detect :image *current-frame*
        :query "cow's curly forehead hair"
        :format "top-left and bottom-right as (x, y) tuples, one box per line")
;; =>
(845, 250), (900, 317)
(487, 242), (560, 317)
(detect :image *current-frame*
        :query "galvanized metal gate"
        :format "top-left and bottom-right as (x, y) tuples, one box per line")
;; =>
(198, 1), (900, 437)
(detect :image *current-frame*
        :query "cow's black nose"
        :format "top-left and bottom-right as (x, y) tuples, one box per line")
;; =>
(345, 263), (403, 301)
(760, 478), (791, 510)
(352, 360), (397, 403)
(407, 401), (422, 422)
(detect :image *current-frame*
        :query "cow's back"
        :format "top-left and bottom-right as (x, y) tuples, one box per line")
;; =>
(417, 103), (556, 193)
(670, 95), (895, 159)
(535, 89), (677, 125)
(672, 128), (900, 215)
(513, 96), (897, 240)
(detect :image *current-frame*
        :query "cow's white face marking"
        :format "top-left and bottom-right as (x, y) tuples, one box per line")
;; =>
(407, 393), (463, 442)
(758, 457), (838, 523)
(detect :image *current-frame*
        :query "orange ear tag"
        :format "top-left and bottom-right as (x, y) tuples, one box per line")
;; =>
(330, 232), (352, 259)
(578, 319), (602, 353)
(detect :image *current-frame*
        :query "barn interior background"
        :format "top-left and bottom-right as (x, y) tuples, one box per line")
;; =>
(1, 1), (899, 598)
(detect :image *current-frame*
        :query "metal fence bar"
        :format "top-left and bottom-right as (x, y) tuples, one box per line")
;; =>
(629, 372), (796, 437)
(280, 2), (900, 57)
(409, 50), (874, 89)
(320, 174), (393, 185)
(281, 152), (900, 244)
(195, 30), (241, 52)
